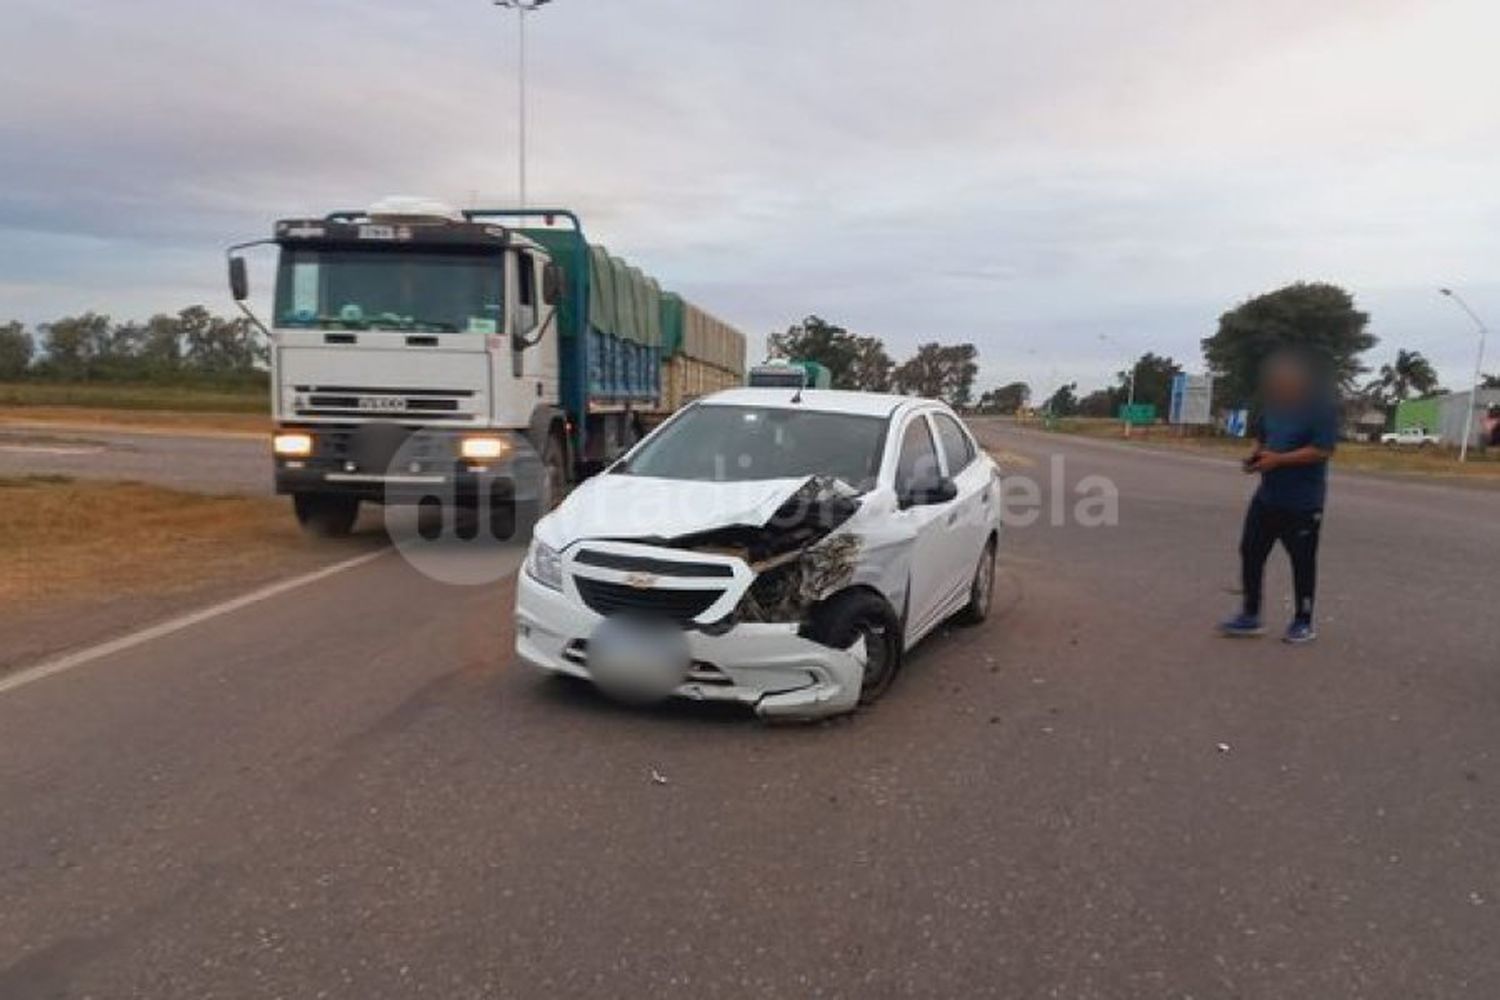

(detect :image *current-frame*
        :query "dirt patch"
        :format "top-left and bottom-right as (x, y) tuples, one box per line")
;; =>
(0, 476), (380, 669)
(0, 407), (267, 437)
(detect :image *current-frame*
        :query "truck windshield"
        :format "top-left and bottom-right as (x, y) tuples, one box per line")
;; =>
(273, 248), (504, 333)
(621, 404), (888, 491)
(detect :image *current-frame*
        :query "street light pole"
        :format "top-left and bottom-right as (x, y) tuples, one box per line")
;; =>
(493, 0), (554, 208)
(1439, 287), (1490, 463)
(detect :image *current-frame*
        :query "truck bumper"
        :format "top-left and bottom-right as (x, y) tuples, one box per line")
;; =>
(273, 425), (544, 506)
(514, 570), (865, 721)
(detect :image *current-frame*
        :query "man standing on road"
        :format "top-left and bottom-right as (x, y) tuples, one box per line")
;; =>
(1220, 352), (1337, 644)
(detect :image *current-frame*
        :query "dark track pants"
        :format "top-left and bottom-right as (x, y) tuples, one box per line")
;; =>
(1240, 498), (1322, 622)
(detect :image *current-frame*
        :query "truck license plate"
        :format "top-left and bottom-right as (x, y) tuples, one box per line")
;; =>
(357, 396), (407, 413)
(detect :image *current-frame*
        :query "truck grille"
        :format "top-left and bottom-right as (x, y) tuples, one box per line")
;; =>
(574, 578), (724, 625)
(291, 385), (476, 421)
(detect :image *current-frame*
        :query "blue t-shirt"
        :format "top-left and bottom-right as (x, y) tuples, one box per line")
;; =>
(1254, 401), (1337, 511)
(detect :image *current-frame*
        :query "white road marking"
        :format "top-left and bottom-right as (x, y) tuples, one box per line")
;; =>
(0, 548), (391, 697)
(0, 444), (105, 456)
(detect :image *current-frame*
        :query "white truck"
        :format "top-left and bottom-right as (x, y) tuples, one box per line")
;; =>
(227, 197), (745, 536)
(1380, 426), (1440, 448)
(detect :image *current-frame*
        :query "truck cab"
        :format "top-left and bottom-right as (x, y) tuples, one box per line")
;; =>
(230, 198), (568, 537)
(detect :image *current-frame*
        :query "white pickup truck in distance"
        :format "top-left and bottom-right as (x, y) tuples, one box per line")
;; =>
(1380, 426), (1440, 447)
(514, 389), (1003, 720)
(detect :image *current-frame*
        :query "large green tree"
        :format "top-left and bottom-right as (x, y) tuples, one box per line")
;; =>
(38, 312), (113, 380)
(893, 342), (979, 406)
(0, 321), (33, 379)
(846, 335), (895, 392)
(1044, 382), (1080, 416)
(978, 381), (1030, 414)
(767, 316), (864, 388)
(1367, 349), (1439, 404)
(1118, 352), (1182, 416)
(1202, 282), (1376, 404)
(1078, 388), (1117, 418)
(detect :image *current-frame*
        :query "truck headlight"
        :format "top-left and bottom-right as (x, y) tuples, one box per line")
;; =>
(273, 432), (313, 457)
(461, 436), (508, 461)
(525, 539), (563, 591)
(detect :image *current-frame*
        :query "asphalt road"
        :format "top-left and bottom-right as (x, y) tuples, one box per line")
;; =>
(2, 422), (1496, 999)
(0, 425), (269, 494)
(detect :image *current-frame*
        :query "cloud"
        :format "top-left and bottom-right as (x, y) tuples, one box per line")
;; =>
(2, 0), (1499, 392)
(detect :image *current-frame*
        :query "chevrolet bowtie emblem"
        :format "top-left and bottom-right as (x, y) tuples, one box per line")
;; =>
(624, 572), (657, 590)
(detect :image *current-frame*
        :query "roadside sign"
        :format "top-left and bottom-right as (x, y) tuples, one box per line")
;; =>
(1170, 373), (1214, 425)
(1225, 408), (1249, 438)
(1119, 403), (1156, 426)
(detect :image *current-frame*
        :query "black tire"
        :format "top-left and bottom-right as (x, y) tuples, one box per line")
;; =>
(807, 590), (903, 706)
(293, 494), (358, 538)
(957, 537), (998, 626)
(512, 431), (567, 541)
(541, 430), (568, 512)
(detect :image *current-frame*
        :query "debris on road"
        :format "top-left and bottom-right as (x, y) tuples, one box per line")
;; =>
(1216, 742), (1232, 754)
(649, 768), (670, 786)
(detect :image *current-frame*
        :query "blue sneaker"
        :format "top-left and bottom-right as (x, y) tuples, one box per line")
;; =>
(1282, 620), (1317, 644)
(1218, 613), (1265, 637)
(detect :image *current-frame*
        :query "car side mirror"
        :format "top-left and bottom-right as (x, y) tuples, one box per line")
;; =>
(542, 263), (564, 306)
(900, 476), (958, 508)
(228, 256), (249, 302)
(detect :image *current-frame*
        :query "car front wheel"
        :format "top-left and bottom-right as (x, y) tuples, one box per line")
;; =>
(807, 591), (903, 706)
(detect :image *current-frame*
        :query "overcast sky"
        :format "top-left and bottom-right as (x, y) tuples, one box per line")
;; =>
(2, 0), (1498, 396)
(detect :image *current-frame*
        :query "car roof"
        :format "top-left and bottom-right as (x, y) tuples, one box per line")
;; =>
(699, 387), (928, 419)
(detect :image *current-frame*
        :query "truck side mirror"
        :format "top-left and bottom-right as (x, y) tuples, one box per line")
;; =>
(542, 263), (564, 306)
(228, 256), (249, 302)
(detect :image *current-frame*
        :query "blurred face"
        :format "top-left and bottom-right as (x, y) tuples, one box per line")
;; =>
(1263, 356), (1311, 405)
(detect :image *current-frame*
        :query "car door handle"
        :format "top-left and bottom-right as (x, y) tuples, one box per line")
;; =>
(946, 509), (959, 527)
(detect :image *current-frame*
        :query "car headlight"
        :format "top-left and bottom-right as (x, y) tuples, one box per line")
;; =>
(273, 432), (313, 457)
(525, 538), (563, 591)
(461, 435), (508, 461)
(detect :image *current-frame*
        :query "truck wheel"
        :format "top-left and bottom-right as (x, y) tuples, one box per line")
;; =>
(541, 431), (568, 512)
(957, 537), (997, 625)
(807, 591), (903, 706)
(294, 494), (358, 538)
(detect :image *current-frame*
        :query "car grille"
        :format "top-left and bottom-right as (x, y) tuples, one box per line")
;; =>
(574, 577), (724, 625)
(573, 549), (734, 578)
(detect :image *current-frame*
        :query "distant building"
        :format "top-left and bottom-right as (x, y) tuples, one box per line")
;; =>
(1341, 403), (1387, 443)
(1395, 389), (1500, 446)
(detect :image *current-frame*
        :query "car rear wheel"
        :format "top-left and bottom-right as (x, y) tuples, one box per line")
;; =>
(957, 537), (997, 625)
(808, 591), (903, 705)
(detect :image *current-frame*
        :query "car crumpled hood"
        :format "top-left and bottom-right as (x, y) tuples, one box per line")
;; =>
(535, 473), (843, 550)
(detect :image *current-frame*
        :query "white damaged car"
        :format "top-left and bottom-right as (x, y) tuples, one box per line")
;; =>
(514, 389), (1002, 720)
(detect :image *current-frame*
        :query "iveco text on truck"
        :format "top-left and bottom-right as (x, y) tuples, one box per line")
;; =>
(228, 198), (747, 536)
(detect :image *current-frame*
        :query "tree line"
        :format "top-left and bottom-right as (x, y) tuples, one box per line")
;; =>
(766, 316), (979, 407)
(0, 307), (267, 384)
(1001, 282), (1497, 421)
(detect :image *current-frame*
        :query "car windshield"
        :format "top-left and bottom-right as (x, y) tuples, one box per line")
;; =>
(273, 248), (504, 333)
(620, 404), (888, 490)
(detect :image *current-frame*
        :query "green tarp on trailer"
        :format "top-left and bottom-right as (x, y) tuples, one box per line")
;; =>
(661, 292), (685, 356)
